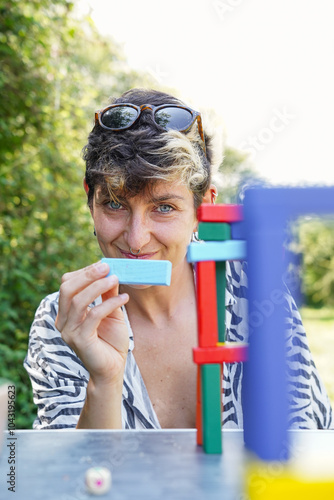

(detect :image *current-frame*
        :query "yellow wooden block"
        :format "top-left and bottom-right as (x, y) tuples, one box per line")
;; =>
(245, 461), (334, 500)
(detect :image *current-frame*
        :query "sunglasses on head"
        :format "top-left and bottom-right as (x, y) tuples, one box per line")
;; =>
(95, 103), (206, 155)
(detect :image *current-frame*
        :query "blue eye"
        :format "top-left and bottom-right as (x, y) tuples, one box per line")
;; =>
(157, 204), (173, 213)
(108, 200), (123, 210)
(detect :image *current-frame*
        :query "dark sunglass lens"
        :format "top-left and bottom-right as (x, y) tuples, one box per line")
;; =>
(155, 107), (193, 131)
(101, 106), (138, 129)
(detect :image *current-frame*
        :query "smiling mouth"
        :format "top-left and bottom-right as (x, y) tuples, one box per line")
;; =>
(119, 250), (156, 260)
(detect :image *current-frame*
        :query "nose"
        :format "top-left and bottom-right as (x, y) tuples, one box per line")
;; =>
(124, 211), (151, 252)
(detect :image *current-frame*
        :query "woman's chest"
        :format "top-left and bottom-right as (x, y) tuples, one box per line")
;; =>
(132, 319), (198, 428)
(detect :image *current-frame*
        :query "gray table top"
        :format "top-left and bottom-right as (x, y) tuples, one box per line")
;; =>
(1, 429), (333, 500)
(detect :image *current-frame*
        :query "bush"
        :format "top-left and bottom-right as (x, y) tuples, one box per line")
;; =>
(0, 0), (156, 428)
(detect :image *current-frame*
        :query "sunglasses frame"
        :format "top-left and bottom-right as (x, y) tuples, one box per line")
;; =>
(95, 103), (206, 155)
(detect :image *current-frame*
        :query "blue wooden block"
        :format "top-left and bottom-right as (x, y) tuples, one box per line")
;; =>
(101, 258), (172, 286)
(231, 221), (246, 240)
(243, 186), (334, 462)
(187, 241), (246, 263)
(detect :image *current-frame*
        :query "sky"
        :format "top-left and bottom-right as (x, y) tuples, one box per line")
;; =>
(81, 0), (334, 186)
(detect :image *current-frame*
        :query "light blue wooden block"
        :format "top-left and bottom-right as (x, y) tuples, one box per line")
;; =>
(101, 258), (172, 285)
(187, 241), (247, 263)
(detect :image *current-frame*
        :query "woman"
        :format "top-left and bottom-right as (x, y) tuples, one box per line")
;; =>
(24, 88), (332, 430)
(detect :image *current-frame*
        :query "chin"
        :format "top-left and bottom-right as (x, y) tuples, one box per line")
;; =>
(123, 283), (153, 291)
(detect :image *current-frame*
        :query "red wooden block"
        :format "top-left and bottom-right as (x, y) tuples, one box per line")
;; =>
(196, 261), (219, 347)
(197, 204), (243, 223)
(193, 344), (248, 364)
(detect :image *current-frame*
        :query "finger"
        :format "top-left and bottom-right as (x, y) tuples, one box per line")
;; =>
(101, 275), (120, 302)
(61, 261), (109, 285)
(64, 293), (129, 348)
(97, 295), (130, 351)
(87, 293), (129, 334)
(57, 262), (110, 328)
(104, 292), (129, 320)
(61, 275), (120, 332)
(60, 262), (101, 283)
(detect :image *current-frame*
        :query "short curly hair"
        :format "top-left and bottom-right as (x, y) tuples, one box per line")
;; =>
(83, 88), (217, 209)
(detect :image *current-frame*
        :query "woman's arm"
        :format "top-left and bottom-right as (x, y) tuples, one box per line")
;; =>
(76, 374), (124, 429)
(224, 260), (333, 430)
(54, 261), (130, 429)
(25, 262), (130, 429)
(24, 292), (89, 429)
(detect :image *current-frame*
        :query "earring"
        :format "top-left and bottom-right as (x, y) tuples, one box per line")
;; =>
(93, 227), (96, 236)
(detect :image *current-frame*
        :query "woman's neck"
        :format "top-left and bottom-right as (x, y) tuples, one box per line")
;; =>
(120, 260), (195, 324)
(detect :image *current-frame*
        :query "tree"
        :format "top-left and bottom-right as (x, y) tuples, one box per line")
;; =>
(0, 0), (156, 428)
(0, 1), (258, 428)
(297, 218), (334, 307)
(216, 145), (264, 203)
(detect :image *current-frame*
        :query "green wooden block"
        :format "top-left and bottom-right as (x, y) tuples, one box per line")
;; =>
(201, 364), (222, 453)
(197, 223), (230, 342)
(216, 261), (226, 342)
(198, 222), (231, 241)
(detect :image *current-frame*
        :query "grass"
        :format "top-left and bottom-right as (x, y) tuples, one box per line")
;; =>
(300, 306), (334, 409)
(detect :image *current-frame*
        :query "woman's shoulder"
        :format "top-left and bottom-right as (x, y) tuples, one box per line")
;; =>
(37, 290), (60, 312)
(27, 290), (89, 379)
(34, 291), (101, 321)
(30, 291), (60, 331)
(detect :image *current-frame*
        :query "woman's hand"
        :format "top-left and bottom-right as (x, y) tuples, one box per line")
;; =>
(55, 261), (130, 386)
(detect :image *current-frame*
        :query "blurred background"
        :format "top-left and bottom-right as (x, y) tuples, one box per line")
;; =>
(1, 0), (333, 428)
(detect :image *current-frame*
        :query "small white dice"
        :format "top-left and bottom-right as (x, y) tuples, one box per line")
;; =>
(85, 466), (112, 495)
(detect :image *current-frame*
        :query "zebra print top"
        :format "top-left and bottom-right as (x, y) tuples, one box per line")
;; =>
(24, 261), (333, 430)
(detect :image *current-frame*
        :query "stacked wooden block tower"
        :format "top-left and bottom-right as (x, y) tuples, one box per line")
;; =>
(242, 186), (334, 499)
(187, 203), (248, 453)
(188, 189), (334, 497)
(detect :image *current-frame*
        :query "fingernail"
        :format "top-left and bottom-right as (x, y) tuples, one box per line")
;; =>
(96, 262), (109, 274)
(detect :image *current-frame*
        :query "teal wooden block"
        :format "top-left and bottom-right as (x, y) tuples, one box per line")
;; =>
(187, 241), (247, 263)
(201, 364), (222, 453)
(198, 223), (228, 341)
(198, 222), (231, 241)
(101, 258), (172, 286)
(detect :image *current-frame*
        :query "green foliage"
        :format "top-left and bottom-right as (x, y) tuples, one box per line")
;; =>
(0, 1), (261, 430)
(301, 306), (334, 406)
(216, 146), (261, 203)
(297, 218), (334, 307)
(0, 0), (156, 428)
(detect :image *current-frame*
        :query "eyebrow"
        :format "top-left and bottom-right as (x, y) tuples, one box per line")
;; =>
(149, 194), (186, 203)
(95, 190), (187, 205)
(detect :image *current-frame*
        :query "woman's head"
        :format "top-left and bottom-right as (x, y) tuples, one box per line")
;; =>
(83, 88), (218, 210)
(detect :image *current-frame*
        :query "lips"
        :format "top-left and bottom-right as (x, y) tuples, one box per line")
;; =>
(119, 250), (157, 260)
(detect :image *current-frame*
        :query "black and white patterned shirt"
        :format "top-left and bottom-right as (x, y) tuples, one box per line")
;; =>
(24, 261), (333, 430)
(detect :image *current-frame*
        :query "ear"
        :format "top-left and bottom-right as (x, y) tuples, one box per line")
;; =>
(202, 184), (218, 204)
(83, 177), (94, 217)
(193, 184), (218, 233)
(83, 177), (89, 195)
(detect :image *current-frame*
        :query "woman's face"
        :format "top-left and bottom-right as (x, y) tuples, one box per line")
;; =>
(91, 181), (199, 272)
